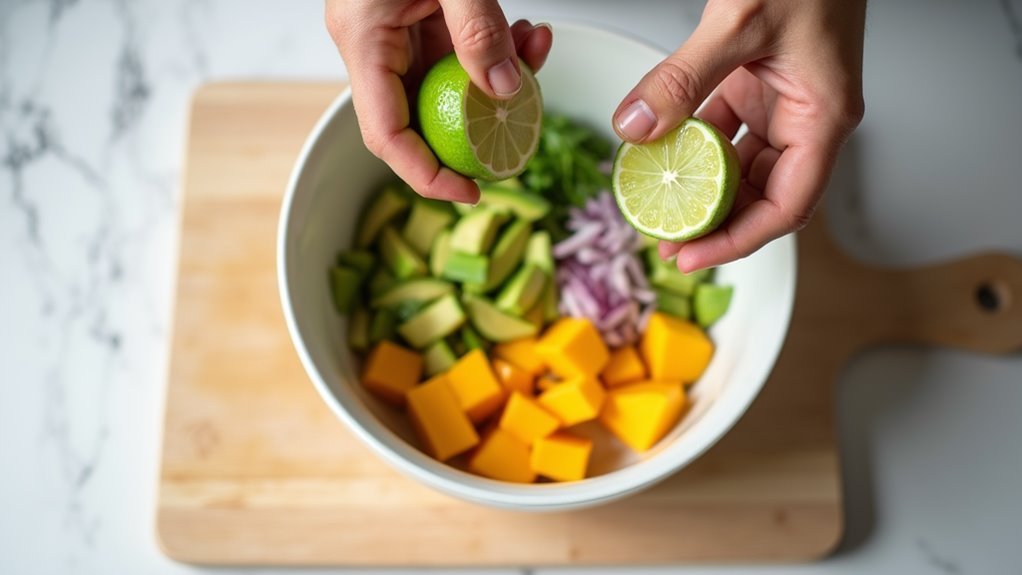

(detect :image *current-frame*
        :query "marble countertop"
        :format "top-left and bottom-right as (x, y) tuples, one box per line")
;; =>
(2, 0), (1021, 573)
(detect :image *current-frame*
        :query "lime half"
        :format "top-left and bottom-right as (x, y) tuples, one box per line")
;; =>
(418, 53), (542, 181)
(612, 118), (739, 241)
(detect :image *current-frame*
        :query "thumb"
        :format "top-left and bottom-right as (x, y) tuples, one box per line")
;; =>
(613, 20), (747, 143)
(439, 0), (520, 99)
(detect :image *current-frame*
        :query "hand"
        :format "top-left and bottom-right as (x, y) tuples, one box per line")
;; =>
(612, 0), (866, 272)
(326, 0), (553, 204)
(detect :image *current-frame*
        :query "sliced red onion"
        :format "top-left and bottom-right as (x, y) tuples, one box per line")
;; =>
(633, 288), (657, 304)
(553, 223), (603, 259)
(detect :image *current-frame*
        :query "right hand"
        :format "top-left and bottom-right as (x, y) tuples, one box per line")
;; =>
(326, 0), (553, 203)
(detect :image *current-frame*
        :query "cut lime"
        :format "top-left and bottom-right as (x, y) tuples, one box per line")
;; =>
(612, 118), (739, 241)
(418, 53), (542, 181)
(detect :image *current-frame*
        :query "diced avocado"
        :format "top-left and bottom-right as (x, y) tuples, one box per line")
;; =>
(348, 307), (371, 353)
(645, 248), (712, 297)
(542, 280), (559, 322)
(402, 198), (456, 256)
(523, 299), (545, 331)
(337, 249), (376, 275)
(442, 251), (489, 285)
(655, 288), (691, 320)
(422, 340), (457, 376)
(397, 293), (466, 349)
(448, 208), (508, 255)
(370, 278), (455, 309)
(465, 219), (530, 292)
(694, 284), (734, 328)
(356, 184), (411, 248)
(330, 266), (364, 315)
(463, 294), (539, 342)
(379, 226), (427, 279)
(460, 324), (490, 352)
(368, 268), (396, 296)
(495, 263), (546, 316)
(524, 230), (554, 273)
(429, 229), (452, 278)
(393, 299), (428, 322)
(473, 185), (551, 221)
(369, 308), (398, 345)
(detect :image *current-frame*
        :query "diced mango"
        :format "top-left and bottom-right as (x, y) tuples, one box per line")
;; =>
(601, 345), (647, 388)
(536, 374), (561, 392)
(538, 375), (605, 426)
(492, 358), (534, 396)
(493, 337), (546, 376)
(530, 432), (593, 481)
(640, 312), (714, 382)
(361, 341), (423, 406)
(599, 381), (686, 452)
(535, 318), (609, 377)
(468, 428), (536, 483)
(445, 349), (506, 423)
(499, 392), (560, 445)
(406, 375), (480, 461)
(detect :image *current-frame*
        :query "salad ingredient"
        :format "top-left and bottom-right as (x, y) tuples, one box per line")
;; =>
(522, 114), (613, 216)
(361, 341), (423, 406)
(449, 208), (508, 255)
(468, 428), (536, 483)
(499, 392), (561, 445)
(492, 358), (534, 396)
(348, 308), (371, 354)
(406, 375), (480, 461)
(337, 249), (376, 275)
(599, 381), (687, 452)
(444, 349), (505, 423)
(468, 181), (552, 221)
(493, 337), (546, 376)
(600, 345), (647, 388)
(396, 293), (466, 349)
(530, 432), (593, 482)
(368, 268), (396, 295)
(612, 117), (739, 241)
(654, 288), (691, 320)
(463, 294), (540, 342)
(640, 313), (714, 383)
(402, 198), (456, 256)
(428, 229), (452, 278)
(466, 218), (531, 293)
(370, 278), (454, 309)
(537, 375), (606, 426)
(418, 54), (542, 181)
(495, 263), (546, 316)
(535, 318), (610, 377)
(694, 284), (735, 328)
(368, 308), (398, 345)
(422, 340), (457, 377)
(356, 184), (411, 248)
(441, 251), (489, 285)
(379, 226), (427, 279)
(330, 266), (364, 314)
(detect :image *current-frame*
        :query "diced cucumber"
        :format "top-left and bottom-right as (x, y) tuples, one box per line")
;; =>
(348, 307), (371, 353)
(448, 208), (508, 255)
(429, 229), (452, 278)
(473, 184), (551, 221)
(337, 249), (376, 275)
(397, 293), (466, 349)
(467, 219), (530, 292)
(330, 266), (364, 314)
(368, 268), (396, 296)
(379, 226), (427, 279)
(369, 308), (398, 344)
(370, 278), (455, 309)
(463, 294), (539, 342)
(655, 288), (691, 320)
(356, 184), (411, 248)
(461, 324), (491, 352)
(442, 251), (489, 285)
(694, 284), (734, 328)
(422, 340), (457, 376)
(402, 198), (456, 256)
(495, 263), (546, 316)
(524, 230), (554, 273)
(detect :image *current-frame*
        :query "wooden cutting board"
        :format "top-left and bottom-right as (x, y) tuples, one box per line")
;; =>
(156, 82), (1022, 566)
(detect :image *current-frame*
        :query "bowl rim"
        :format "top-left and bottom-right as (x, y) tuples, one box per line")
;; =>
(278, 20), (797, 511)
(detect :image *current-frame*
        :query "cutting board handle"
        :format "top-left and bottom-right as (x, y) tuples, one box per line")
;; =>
(861, 252), (1022, 354)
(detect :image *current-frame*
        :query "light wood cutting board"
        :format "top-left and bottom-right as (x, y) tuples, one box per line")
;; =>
(156, 82), (1022, 566)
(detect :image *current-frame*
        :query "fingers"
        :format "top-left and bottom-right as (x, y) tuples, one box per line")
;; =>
(439, 0), (520, 98)
(695, 93), (742, 140)
(510, 20), (553, 72)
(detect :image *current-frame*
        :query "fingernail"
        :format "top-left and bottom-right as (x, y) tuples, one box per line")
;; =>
(488, 58), (521, 97)
(616, 99), (656, 141)
(532, 22), (552, 34)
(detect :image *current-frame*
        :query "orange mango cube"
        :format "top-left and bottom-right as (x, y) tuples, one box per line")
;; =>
(493, 337), (546, 376)
(468, 428), (536, 483)
(536, 374), (561, 393)
(446, 349), (506, 423)
(492, 358), (534, 396)
(406, 375), (479, 461)
(599, 381), (686, 452)
(601, 345), (647, 388)
(538, 375), (605, 426)
(530, 432), (593, 481)
(535, 318), (609, 377)
(499, 392), (560, 445)
(640, 313), (714, 382)
(361, 341), (423, 406)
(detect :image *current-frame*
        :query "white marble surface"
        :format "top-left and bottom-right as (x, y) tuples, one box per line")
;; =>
(2, 1), (1021, 574)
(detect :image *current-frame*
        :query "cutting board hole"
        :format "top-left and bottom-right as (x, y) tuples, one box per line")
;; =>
(975, 281), (1011, 313)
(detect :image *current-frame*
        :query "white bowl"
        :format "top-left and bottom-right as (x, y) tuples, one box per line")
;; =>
(278, 22), (796, 511)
